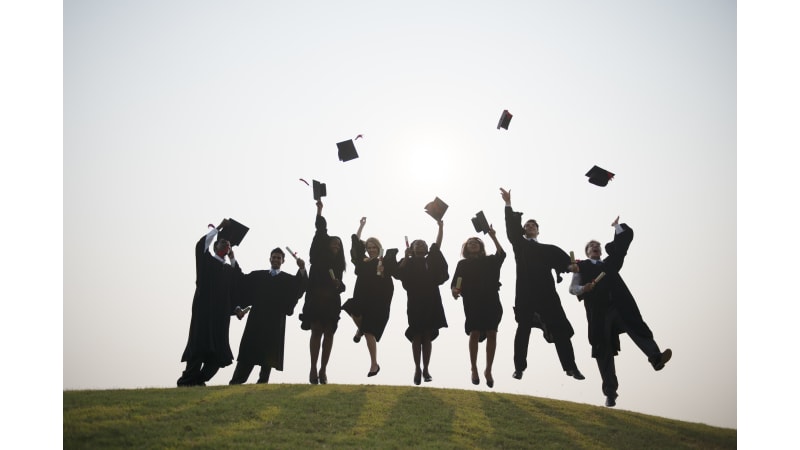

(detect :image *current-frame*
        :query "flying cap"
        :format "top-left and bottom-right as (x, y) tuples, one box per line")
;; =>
(218, 218), (249, 246)
(497, 110), (513, 130)
(424, 196), (449, 221)
(313, 180), (327, 200)
(585, 165), (615, 187)
(471, 210), (491, 234)
(337, 139), (359, 162)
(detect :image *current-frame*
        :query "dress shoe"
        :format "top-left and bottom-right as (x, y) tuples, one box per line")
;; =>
(423, 371), (433, 382)
(368, 365), (380, 377)
(652, 348), (672, 371)
(309, 374), (319, 385)
(414, 369), (422, 385)
(485, 373), (494, 388)
(471, 369), (480, 385)
(512, 370), (523, 380)
(319, 372), (328, 385)
(605, 394), (618, 407)
(566, 369), (586, 380)
(353, 331), (363, 343)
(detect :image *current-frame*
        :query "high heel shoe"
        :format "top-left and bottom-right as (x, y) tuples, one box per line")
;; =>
(367, 365), (380, 377)
(423, 371), (432, 382)
(485, 370), (494, 388)
(413, 369), (422, 386)
(318, 370), (328, 385)
(471, 369), (480, 385)
(309, 371), (319, 385)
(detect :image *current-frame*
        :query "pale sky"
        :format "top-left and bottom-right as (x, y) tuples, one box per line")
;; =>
(16, 1), (797, 444)
(59, 0), (742, 430)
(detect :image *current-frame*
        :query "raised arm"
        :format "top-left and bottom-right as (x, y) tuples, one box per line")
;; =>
(487, 224), (504, 255)
(356, 216), (366, 240)
(434, 219), (444, 248)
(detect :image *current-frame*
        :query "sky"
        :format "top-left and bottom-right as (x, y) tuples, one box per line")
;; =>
(13, 0), (800, 445)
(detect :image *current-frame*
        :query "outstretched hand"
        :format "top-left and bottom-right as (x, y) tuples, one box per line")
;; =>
(611, 216), (619, 227)
(500, 188), (511, 204)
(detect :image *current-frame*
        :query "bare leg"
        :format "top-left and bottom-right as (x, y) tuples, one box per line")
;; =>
(318, 328), (334, 384)
(484, 330), (497, 387)
(469, 331), (480, 384)
(365, 333), (379, 372)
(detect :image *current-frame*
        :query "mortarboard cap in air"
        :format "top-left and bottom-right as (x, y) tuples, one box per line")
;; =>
(312, 180), (327, 200)
(337, 139), (359, 162)
(424, 196), (449, 221)
(471, 210), (491, 234)
(219, 218), (249, 246)
(497, 110), (513, 130)
(585, 165), (615, 187)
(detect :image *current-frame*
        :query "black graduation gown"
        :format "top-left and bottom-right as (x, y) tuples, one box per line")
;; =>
(451, 251), (506, 336)
(393, 243), (449, 342)
(299, 214), (346, 330)
(341, 235), (395, 341)
(236, 269), (307, 370)
(181, 233), (242, 367)
(577, 223), (653, 357)
(504, 206), (574, 342)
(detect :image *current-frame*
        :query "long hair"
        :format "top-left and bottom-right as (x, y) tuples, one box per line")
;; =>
(363, 237), (384, 260)
(461, 237), (486, 258)
(329, 236), (347, 272)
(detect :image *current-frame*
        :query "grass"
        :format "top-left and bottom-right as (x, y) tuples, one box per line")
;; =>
(64, 384), (735, 449)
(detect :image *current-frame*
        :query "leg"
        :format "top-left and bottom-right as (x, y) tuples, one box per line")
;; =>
(352, 315), (364, 342)
(177, 359), (203, 387)
(318, 327), (335, 384)
(199, 362), (220, 383)
(513, 324), (531, 377)
(411, 335), (422, 385)
(257, 366), (272, 384)
(555, 337), (585, 380)
(484, 330), (497, 388)
(229, 361), (254, 385)
(596, 353), (619, 407)
(365, 333), (379, 374)
(421, 332), (433, 382)
(309, 326), (322, 384)
(469, 331), (480, 385)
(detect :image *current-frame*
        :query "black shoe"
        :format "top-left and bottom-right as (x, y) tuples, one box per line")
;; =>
(368, 365), (380, 377)
(605, 394), (618, 407)
(652, 348), (672, 371)
(353, 331), (363, 343)
(566, 369), (586, 380)
(414, 370), (422, 386)
(423, 371), (433, 382)
(512, 370), (523, 380)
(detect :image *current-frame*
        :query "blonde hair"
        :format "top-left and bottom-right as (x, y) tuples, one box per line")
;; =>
(364, 237), (384, 258)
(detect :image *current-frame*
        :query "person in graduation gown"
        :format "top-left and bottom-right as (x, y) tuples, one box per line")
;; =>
(450, 225), (506, 388)
(569, 216), (672, 407)
(393, 219), (449, 386)
(342, 217), (397, 378)
(229, 247), (308, 385)
(298, 199), (346, 385)
(177, 219), (243, 387)
(499, 188), (585, 382)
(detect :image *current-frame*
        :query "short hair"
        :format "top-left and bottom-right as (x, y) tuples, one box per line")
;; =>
(524, 219), (539, 228)
(584, 240), (601, 256)
(214, 239), (230, 251)
(270, 247), (285, 258)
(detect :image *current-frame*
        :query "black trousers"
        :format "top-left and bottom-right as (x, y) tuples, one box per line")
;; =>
(177, 359), (220, 387)
(513, 325), (578, 373)
(229, 362), (272, 385)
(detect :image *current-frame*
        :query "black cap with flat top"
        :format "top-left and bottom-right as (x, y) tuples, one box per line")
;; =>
(337, 139), (359, 162)
(471, 210), (491, 234)
(424, 197), (449, 221)
(313, 180), (327, 200)
(585, 165), (615, 187)
(497, 110), (513, 130)
(218, 218), (249, 246)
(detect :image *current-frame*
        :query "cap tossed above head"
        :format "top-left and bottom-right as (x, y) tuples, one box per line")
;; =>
(337, 139), (359, 162)
(424, 196), (449, 221)
(312, 180), (327, 200)
(471, 210), (491, 234)
(497, 109), (513, 130)
(585, 165), (615, 187)
(219, 218), (249, 246)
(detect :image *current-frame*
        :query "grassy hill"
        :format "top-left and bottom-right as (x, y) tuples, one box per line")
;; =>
(64, 384), (735, 449)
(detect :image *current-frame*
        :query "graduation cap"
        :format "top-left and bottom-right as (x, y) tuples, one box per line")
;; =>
(497, 109), (513, 130)
(218, 218), (249, 246)
(313, 180), (327, 200)
(337, 139), (359, 162)
(585, 165), (615, 187)
(424, 196), (449, 221)
(471, 210), (491, 234)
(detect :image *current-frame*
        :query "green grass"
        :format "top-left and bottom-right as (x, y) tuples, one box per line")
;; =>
(64, 384), (735, 449)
